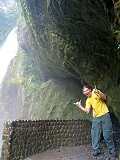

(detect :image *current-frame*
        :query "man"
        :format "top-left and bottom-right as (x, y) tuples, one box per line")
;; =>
(74, 85), (116, 157)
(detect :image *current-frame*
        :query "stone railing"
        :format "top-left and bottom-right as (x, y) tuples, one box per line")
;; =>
(1, 119), (92, 160)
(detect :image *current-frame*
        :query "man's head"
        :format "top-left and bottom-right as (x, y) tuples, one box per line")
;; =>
(83, 85), (92, 97)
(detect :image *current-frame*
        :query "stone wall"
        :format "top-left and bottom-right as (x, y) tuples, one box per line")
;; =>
(1, 119), (91, 160)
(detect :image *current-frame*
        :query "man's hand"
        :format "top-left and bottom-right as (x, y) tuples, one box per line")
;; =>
(74, 100), (90, 114)
(93, 86), (99, 94)
(74, 100), (81, 107)
(93, 86), (106, 100)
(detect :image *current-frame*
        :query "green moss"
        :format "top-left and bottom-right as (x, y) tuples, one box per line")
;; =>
(106, 85), (120, 123)
(37, 79), (92, 120)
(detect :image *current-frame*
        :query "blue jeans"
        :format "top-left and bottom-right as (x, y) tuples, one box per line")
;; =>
(91, 113), (115, 152)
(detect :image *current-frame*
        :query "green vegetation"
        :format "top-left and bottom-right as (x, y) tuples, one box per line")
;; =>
(0, 47), (93, 120)
(8, 48), (42, 118)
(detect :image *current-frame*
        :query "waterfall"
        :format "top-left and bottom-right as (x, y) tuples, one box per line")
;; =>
(0, 27), (18, 83)
(0, 27), (18, 157)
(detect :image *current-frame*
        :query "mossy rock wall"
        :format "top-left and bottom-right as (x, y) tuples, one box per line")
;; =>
(18, 0), (120, 122)
(0, 48), (92, 121)
(19, 0), (119, 88)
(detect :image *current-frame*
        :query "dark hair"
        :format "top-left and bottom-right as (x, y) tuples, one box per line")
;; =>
(83, 85), (92, 91)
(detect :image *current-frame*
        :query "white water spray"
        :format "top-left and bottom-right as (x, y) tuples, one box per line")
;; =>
(0, 27), (18, 84)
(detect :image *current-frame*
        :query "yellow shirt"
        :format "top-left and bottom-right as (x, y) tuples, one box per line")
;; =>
(85, 91), (109, 117)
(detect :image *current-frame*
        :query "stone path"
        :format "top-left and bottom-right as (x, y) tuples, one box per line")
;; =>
(25, 143), (119, 160)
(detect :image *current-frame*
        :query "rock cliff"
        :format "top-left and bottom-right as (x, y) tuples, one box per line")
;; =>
(20, 0), (119, 88)
(18, 0), (120, 121)
(0, 0), (120, 123)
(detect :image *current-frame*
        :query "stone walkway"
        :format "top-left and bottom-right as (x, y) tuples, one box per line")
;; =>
(25, 143), (119, 160)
